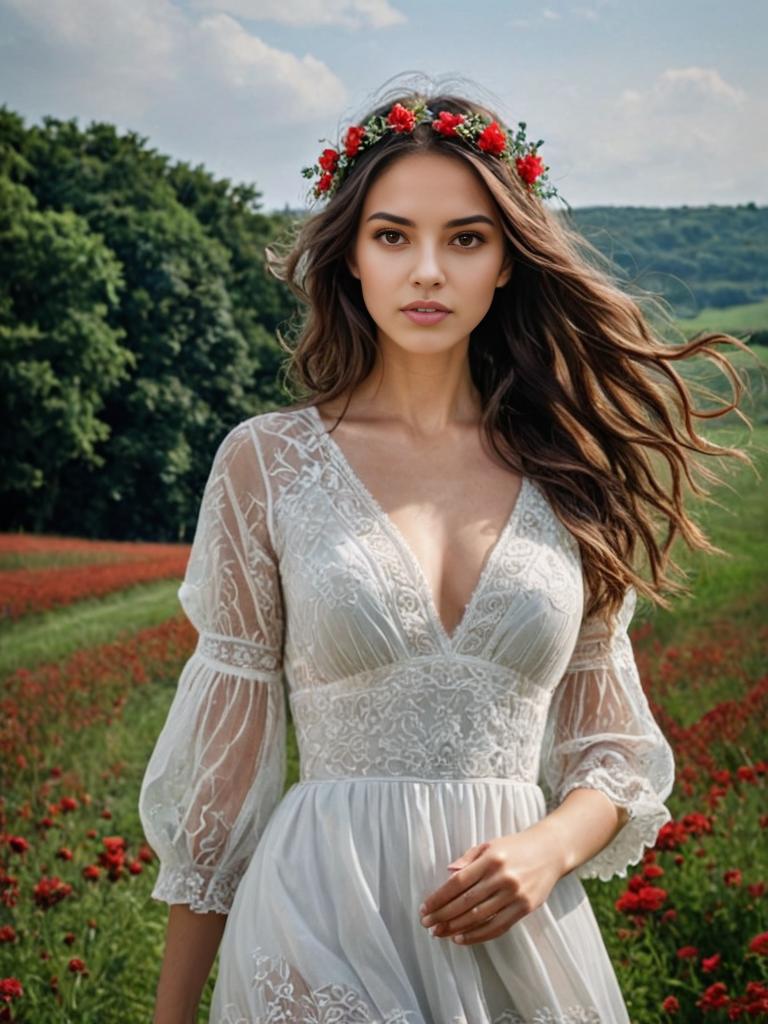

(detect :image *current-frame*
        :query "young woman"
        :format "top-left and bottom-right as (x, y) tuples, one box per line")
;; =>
(139, 76), (752, 1023)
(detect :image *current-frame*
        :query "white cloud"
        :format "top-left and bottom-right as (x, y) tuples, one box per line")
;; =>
(189, 0), (407, 29)
(2, 0), (345, 122)
(193, 13), (345, 116)
(0, 0), (350, 207)
(552, 66), (765, 205)
(619, 66), (747, 110)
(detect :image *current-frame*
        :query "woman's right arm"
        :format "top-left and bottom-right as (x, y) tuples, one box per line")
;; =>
(138, 420), (288, 1022)
(153, 906), (228, 1023)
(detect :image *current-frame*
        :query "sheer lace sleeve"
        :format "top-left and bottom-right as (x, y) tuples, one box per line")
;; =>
(138, 420), (287, 914)
(539, 585), (675, 882)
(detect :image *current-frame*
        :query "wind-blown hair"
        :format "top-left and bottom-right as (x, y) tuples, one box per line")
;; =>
(265, 74), (756, 625)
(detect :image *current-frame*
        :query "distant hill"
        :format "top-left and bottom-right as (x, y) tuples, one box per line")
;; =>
(566, 204), (767, 318)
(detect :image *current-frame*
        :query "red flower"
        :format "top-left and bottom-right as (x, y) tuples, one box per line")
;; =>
(724, 868), (742, 887)
(387, 102), (417, 133)
(701, 953), (721, 973)
(696, 982), (729, 1011)
(0, 977), (23, 1002)
(676, 945), (698, 960)
(636, 885), (667, 911)
(33, 875), (72, 910)
(316, 172), (334, 194)
(344, 125), (366, 157)
(476, 121), (507, 156)
(432, 111), (465, 136)
(748, 930), (768, 956)
(661, 995), (679, 1013)
(63, 931), (76, 946)
(59, 796), (78, 812)
(657, 820), (689, 850)
(516, 152), (546, 184)
(0, 927), (15, 944)
(56, 847), (73, 861)
(67, 957), (87, 974)
(318, 148), (339, 173)
(128, 859), (143, 875)
(682, 812), (714, 836)
(747, 882), (765, 898)
(643, 863), (665, 879)
(82, 864), (101, 881)
(103, 836), (126, 854)
(7, 836), (28, 854)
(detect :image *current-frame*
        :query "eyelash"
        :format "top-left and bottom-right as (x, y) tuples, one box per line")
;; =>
(373, 229), (486, 249)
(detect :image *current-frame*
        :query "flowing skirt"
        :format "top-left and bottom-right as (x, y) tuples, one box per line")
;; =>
(209, 778), (630, 1024)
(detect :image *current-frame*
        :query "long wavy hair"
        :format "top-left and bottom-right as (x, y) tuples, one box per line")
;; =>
(265, 73), (757, 625)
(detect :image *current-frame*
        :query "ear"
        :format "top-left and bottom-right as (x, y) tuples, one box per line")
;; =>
(346, 251), (360, 280)
(496, 252), (513, 289)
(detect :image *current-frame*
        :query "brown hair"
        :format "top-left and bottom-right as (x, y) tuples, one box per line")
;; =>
(265, 73), (758, 625)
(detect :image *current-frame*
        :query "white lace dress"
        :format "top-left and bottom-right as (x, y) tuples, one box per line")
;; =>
(138, 406), (675, 1024)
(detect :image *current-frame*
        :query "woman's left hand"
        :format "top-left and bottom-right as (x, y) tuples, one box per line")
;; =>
(418, 825), (568, 946)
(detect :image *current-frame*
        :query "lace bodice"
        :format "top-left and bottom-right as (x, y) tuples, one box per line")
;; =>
(138, 408), (675, 914)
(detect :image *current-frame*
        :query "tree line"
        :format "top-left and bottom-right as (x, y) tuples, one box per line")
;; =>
(1, 106), (765, 540)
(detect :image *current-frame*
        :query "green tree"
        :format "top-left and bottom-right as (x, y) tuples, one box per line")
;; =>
(0, 175), (131, 530)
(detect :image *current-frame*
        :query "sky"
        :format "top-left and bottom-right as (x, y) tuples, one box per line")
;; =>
(1, 0), (765, 213)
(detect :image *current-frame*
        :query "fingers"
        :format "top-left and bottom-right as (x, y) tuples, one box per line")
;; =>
(447, 900), (526, 946)
(420, 843), (492, 924)
(430, 889), (507, 938)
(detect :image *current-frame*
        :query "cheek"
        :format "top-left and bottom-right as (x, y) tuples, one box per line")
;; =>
(357, 251), (400, 300)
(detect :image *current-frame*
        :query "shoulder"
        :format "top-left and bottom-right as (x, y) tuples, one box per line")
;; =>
(211, 407), (311, 483)
(217, 407), (305, 452)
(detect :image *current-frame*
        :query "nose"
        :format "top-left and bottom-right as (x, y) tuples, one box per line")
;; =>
(408, 240), (447, 288)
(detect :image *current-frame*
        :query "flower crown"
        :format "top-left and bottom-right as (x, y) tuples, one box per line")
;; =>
(301, 99), (562, 204)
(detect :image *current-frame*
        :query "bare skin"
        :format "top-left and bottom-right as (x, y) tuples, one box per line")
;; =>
(314, 398), (522, 639)
(152, 904), (227, 1023)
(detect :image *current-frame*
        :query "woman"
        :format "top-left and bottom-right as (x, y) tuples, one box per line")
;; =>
(139, 76), (752, 1023)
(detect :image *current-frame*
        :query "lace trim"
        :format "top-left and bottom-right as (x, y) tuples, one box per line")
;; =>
(289, 658), (548, 782)
(196, 631), (282, 679)
(214, 947), (602, 1023)
(150, 862), (244, 915)
(556, 748), (673, 882)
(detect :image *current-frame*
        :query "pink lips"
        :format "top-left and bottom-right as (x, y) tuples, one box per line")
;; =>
(401, 309), (450, 325)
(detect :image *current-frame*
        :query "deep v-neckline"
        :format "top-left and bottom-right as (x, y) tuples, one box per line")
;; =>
(304, 405), (529, 650)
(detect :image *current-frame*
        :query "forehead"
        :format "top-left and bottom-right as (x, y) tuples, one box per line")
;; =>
(362, 152), (496, 218)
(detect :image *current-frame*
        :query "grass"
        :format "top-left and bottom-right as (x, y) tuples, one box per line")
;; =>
(674, 297), (768, 337)
(0, 579), (182, 678)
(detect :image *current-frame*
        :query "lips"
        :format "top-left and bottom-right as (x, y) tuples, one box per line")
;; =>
(401, 301), (452, 312)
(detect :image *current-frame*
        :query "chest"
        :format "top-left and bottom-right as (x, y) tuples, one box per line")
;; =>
(308, 410), (525, 640)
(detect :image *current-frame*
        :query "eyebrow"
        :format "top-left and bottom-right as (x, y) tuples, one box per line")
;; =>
(365, 211), (496, 228)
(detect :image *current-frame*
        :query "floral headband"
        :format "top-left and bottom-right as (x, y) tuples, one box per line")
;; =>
(301, 99), (562, 204)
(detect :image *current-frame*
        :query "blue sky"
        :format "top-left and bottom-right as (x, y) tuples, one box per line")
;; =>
(1, 0), (764, 212)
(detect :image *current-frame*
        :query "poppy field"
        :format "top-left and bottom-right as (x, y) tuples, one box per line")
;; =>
(0, 422), (766, 1023)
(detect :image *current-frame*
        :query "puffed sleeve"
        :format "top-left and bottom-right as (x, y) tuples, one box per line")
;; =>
(539, 585), (675, 881)
(138, 420), (287, 914)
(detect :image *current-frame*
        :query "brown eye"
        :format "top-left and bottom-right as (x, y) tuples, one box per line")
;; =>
(454, 232), (485, 248)
(376, 230), (404, 245)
